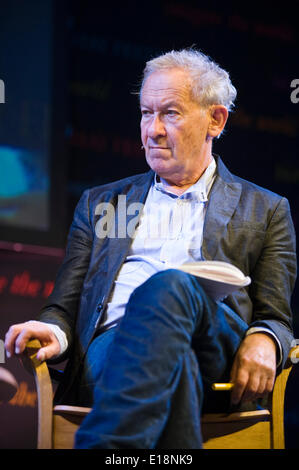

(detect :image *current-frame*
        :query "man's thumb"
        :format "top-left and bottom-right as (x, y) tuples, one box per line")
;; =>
(36, 344), (58, 362)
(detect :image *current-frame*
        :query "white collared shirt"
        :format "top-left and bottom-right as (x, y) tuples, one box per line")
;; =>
(102, 158), (217, 326)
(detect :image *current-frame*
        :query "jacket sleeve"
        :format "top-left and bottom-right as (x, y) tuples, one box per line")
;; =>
(249, 196), (297, 368)
(38, 189), (93, 358)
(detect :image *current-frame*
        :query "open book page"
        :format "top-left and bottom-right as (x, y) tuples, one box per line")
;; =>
(176, 261), (251, 301)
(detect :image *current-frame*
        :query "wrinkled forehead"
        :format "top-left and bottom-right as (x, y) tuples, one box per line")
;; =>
(140, 69), (194, 104)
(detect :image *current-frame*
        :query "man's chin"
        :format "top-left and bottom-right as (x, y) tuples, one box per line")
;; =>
(146, 155), (172, 173)
(147, 161), (170, 177)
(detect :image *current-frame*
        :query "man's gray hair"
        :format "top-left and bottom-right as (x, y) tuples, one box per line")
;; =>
(140, 48), (237, 112)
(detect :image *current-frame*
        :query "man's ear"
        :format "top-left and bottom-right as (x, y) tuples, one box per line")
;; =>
(207, 105), (229, 138)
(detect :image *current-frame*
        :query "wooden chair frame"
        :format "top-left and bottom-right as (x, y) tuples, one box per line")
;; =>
(23, 340), (299, 449)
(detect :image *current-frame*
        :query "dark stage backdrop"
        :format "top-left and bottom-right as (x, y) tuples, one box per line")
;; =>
(65, 0), (299, 327)
(0, 244), (64, 448)
(0, 0), (67, 248)
(0, 0), (298, 448)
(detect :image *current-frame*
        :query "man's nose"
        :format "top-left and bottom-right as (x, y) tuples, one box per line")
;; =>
(148, 114), (166, 138)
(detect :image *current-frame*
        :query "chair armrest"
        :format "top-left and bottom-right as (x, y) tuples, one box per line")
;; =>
(23, 340), (299, 449)
(208, 346), (299, 449)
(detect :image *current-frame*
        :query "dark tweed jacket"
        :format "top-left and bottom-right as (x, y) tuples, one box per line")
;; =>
(39, 156), (297, 404)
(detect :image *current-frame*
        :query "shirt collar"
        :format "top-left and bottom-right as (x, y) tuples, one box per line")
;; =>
(154, 157), (216, 202)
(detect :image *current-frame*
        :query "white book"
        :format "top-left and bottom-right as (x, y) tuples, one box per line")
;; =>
(176, 260), (251, 301)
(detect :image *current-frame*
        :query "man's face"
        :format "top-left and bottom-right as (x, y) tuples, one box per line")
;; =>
(140, 68), (211, 183)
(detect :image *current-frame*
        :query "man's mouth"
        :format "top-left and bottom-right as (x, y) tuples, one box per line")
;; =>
(148, 146), (169, 150)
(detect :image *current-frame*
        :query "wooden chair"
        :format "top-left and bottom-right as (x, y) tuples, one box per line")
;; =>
(23, 340), (299, 449)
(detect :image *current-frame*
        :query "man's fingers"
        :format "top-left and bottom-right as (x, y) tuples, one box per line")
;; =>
(231, 369), (275, 404)
(14, 328), (36, 355)
(5, 324), (24, 357)
(256, 375), (269, 397)
(230, 368), (264, 404)
(230, 358), (247, 404)
(240, 375), (261, 403)
(230, 333), (277, 405)
(5, 321), (60, 361)
(36, 343), (59, 362)
(230, 370), (248, 405)
(265, 375), (275, 394)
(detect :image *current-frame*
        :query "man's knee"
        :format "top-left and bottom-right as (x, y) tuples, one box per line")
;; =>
(126, 268), (208, 326)
(131, 269), (195, 300)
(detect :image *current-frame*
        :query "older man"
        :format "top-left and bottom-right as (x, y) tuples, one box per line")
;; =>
(5, 49), (296, 448)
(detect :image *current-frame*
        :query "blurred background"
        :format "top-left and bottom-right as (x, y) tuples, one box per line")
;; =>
(0, 0), (298, 448)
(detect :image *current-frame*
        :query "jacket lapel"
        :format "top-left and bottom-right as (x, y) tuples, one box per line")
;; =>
(202, 157), (242, 260)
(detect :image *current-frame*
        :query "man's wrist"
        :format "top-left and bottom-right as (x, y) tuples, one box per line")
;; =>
(245, 327), (282, 367)
(39, 322), (68, 357)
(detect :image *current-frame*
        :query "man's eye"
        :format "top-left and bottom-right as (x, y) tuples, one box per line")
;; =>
(141, 110), (151, 116)
(167, 110), (178, 116)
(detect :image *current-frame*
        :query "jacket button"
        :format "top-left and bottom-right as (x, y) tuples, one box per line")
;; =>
(96, 303), (103, 312)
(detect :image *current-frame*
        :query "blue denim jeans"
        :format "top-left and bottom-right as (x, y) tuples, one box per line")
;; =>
(75, 269), (248, 449)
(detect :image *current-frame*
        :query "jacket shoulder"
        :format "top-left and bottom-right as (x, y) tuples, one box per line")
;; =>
(232, 173), (284, 203)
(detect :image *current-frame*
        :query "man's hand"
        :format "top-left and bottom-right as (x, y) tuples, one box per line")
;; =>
(5, 321), (60, 362)
(230, 333), (277, 405)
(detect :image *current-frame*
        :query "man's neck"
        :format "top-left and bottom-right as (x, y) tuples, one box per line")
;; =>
(158, 155), (214, 196)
